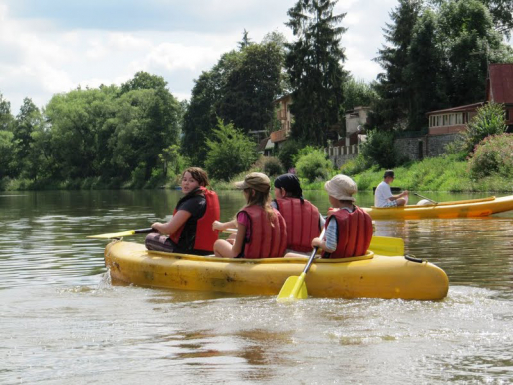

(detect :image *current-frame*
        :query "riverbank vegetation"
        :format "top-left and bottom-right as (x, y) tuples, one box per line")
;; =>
(1, 0), (513, 192)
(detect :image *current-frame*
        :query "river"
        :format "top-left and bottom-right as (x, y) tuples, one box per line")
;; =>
(1, 189), (513, 384)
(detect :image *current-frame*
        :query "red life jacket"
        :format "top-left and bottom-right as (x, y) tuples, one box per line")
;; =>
(321, 206), (373, 259)
(170, 187), (220, 253)
(239, 205), (287, 259)
(274, 198), (321, 252)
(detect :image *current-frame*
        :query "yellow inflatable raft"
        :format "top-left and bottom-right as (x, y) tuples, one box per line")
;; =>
(104, 241), (449, 300)
(363, 195), (513, 220)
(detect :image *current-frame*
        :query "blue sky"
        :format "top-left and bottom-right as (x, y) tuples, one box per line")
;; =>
(0, 0), (399, 114)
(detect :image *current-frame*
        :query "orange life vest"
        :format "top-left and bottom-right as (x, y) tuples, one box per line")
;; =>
(274, 198), (321, 252)
(239, 205), (287, 259)
(321, 206), (373, 259)
(170, 187), (220, 253)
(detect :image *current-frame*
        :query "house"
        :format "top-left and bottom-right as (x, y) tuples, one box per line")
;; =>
(397, 63), (513, 160)
(270, 94), (293, 150)
(427, 63), (513, 135)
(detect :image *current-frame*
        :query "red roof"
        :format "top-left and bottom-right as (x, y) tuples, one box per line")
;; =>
(487, 64), (513, 104)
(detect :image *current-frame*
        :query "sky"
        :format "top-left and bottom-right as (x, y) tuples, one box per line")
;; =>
(0, 0), (399, 115)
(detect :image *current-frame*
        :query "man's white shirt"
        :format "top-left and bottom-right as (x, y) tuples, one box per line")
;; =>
(374, 181), (392, 207)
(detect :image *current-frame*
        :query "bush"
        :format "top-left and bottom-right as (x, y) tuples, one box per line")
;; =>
(277, 138), (302, 171)
(339, 153), (373, 175)
(467, 133), (513, 178)
(261, 156), (284, 176)
(295, 148), (332, 182)
(130, 162), (147, 188)
(205, 119), (259, 181)
(359, 129), (397, 168)
(461, 102), (507, 153)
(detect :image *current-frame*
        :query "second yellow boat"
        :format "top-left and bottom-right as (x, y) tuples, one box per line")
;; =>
(363, 195), (513, 220)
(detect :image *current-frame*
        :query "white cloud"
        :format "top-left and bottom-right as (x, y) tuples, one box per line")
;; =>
(0, 0), (399, 113)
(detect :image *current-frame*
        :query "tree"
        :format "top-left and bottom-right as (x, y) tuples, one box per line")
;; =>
(427, 0), (513, 38)
(373, 0), (423, 131)
(285, 0), (348, 145)
(181, 51), (240, 166)
(182, 38), (284, 165)
(460, 101), (507, 153)
(237, 29), (253, 50)
(405, 9), (447, 130)
(219, 41), (284, 136)
(204, 119), (258, 181)
(0, 93), (14, 132)
(438, 0), (504, 106)
(109, 88), (180, 180)
(45, 87), (118, 179)
(0, 130), (15, 178)
(13, 98), (42, 176)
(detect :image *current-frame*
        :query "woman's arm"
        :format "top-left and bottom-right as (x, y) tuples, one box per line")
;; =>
(151, 210), (192, 236)
(228, 223), (246, 257)
(212, 219), (237, 232)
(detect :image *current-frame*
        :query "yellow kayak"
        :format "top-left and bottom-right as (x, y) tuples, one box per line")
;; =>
(104, 240), (448, 300)
(363, 195), (513, 220)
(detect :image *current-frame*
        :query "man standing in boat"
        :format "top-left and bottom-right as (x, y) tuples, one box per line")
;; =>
(374, 170), (408, 208)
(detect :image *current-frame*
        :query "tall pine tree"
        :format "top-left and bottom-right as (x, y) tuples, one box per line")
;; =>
(373, 0), (422, 131)
(285, 0), (347, 145)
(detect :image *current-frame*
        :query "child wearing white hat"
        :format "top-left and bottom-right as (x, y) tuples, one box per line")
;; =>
(312, 174), (373, 258)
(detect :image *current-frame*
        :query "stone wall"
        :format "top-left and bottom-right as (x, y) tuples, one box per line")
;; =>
(394, 133), (459, 161)
(326, 133), (460, 168)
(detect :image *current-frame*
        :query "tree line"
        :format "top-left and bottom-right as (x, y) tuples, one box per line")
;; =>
(1, 0), (512, 190)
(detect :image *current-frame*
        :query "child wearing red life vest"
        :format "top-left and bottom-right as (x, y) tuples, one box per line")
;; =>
(311, 174), (373, 258)
(145, 167), (220, 255)
(272, 173), (324, 255)
(212, 172), (287, 259)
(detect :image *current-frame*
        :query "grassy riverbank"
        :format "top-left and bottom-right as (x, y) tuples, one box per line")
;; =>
(212, 153), (513, 193)
(2, 153), (512, 193)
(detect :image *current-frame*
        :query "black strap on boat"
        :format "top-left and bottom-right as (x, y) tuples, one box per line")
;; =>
(405, 254), (424, 263)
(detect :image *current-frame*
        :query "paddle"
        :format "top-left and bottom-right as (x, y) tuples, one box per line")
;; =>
(87, 228), (154, 239)
(277, 229), (326, 301)
(88, 227), (237, 239)
(414, 192), (438, 204)
(369, 235), (404, 256)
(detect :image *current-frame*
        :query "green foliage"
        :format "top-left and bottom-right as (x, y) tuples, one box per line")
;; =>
(359, 129), (397, 169)
(339, 153), (373, 176)
(0, 130), (15, 178)
(205, 119), (259, 181)
(460, 102), (507, 153)
(159, 145), (190, 180)
(277, 138), (302, 170)
(373, 0), (422, 130)
(405, 9), (447, 130)
(182, 37), (285, 166)
(129, 162), (148, 189)
(467, 133), (513, 178)
(219, 40), (284, 136)
(0, 93), (14, 132)
(352, 154), (474, 192)
(13, 98), (42, 176)
(261, 156), (284, 176)
(285, 0), (347, 145)
(295, 147), (332, 182)
(341, 78), (377, 115)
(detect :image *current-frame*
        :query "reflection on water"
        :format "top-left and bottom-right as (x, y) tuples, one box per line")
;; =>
(2, 190), (513, 384)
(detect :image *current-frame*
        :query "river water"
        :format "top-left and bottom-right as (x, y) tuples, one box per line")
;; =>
(1, 189), (513, 384)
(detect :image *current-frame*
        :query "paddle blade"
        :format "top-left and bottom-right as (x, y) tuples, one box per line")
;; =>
(87, 230), (137, 239)
(277, 273), (308, 301)
(369, 236), (404, 256)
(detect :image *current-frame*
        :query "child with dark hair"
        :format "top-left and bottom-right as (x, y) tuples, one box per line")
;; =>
(145, 167), (220, 255)
(272, 173), (324, 255)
